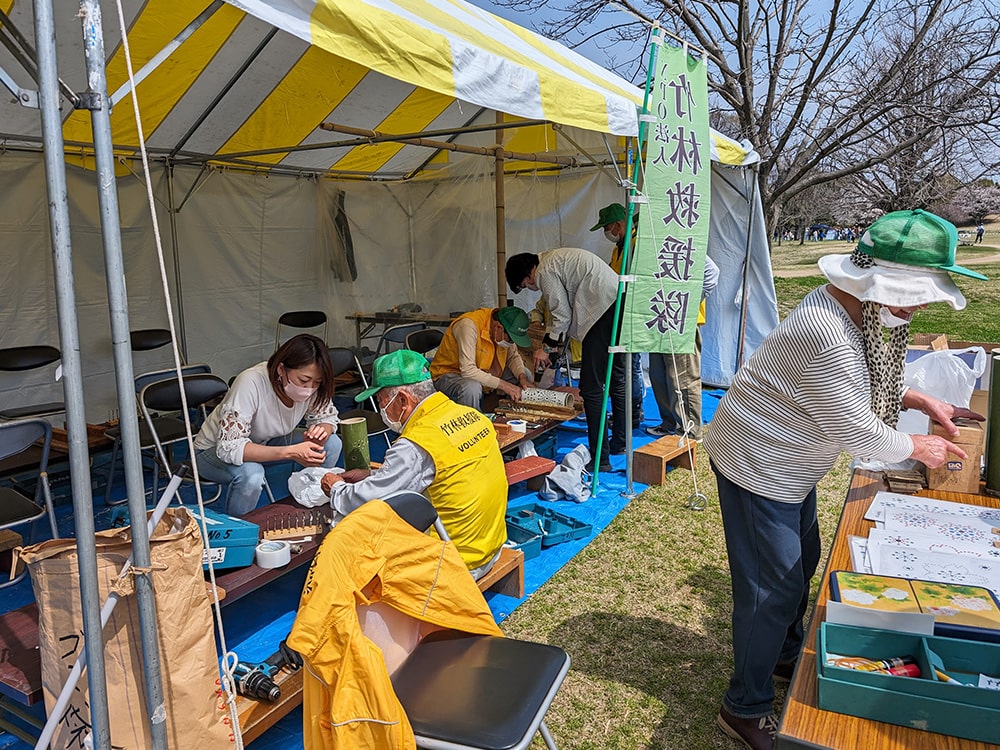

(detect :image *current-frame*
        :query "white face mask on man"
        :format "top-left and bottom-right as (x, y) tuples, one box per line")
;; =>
(603, 228), (619, 244)
(879, 306), (912, 328)
(379, 392), (404, 433)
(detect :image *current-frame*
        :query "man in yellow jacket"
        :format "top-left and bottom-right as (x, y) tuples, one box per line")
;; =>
(314, 349), (508, 579)
(430, 306), (535, 411)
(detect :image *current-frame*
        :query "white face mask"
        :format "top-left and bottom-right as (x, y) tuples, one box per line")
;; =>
(879, 306), (912, 328)
(497, 339), (513, 349)
(603, 228), (619, 244)
(280, 367), (318, 402)
(379, 392), (404, 433)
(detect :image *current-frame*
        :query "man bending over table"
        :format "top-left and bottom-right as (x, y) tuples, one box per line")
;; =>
(296, 349), (508, 580)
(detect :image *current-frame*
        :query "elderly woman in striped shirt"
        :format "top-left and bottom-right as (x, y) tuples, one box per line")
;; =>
(704, 210), (987, 750)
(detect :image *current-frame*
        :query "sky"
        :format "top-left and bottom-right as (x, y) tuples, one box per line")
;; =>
(466, 0), (646, 82)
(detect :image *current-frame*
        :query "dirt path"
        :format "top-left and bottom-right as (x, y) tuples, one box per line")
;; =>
(773, 249), (1000, 277)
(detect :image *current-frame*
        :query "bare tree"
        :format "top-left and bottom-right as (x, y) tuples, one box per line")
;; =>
(492, 0), (1000, 235)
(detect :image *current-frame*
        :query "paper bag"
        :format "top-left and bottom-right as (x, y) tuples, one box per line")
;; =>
(20, 508), (233, 749)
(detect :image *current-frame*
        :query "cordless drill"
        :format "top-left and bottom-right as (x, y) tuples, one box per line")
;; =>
(231, 640), (302, 702)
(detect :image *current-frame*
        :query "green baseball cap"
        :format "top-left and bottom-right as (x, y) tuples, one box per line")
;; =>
(589, 203), (627, 231)
(496, 306), (531, 347)
(863, 209), (987, 280)
(354, 349), (431, 402)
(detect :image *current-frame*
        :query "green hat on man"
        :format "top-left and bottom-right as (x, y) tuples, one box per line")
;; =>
(589, 203), (627, 231)
(354, 349), (431, 402)
(496, 306), (531, 347)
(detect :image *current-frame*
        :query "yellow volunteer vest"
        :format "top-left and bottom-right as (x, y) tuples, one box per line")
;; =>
(430, 308), (509, 381)
(401, 392), (507, 569)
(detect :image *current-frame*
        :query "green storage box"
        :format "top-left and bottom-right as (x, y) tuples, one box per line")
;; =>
(817, 622), (1000, 743)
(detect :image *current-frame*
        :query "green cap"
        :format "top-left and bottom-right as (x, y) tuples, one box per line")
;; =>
(863, 209), (987, 280)
(497, 306), (531, 347)
(354, 349), (431, 402)
(589, 203), (627, 231)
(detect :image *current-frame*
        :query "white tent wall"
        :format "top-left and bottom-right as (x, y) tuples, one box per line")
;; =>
(1, 139), (776, 421)
(0, 151), (178, 423)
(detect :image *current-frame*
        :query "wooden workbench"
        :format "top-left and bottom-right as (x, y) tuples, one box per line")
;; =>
(776, 470), (1000, 750)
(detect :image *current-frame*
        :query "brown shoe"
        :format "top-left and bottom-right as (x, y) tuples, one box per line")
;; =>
(717, 705), (777, 750)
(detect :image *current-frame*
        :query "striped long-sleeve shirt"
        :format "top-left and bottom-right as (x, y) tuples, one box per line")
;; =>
(704, 286), (913, 503)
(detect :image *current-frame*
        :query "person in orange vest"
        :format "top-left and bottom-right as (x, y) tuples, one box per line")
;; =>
(429, 306), (535, 411)
(312, 349), (508, 579)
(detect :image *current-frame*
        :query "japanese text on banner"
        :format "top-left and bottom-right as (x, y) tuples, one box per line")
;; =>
(621, 44), (711, 355)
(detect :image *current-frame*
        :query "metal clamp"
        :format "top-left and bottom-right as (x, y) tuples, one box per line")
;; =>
(74, 91), (104, 111)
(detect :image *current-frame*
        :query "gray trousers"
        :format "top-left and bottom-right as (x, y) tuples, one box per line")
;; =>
(648, 328), (703, 439)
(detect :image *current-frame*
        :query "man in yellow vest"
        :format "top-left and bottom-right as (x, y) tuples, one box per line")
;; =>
(314, 349), (507, 579)
(430, 306), (535, 411)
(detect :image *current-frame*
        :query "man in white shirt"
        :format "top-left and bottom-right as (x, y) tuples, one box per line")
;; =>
(506, 248), (626, 471)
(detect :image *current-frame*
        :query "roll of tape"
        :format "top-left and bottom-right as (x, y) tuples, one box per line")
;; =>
(508, 419), (527, 433)
(255, 540), (291, 569)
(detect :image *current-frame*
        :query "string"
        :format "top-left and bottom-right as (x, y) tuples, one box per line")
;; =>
(111, 0), (244, 744)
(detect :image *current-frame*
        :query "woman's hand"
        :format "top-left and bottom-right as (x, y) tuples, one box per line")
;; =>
(303, 422), (334, 444)
(909, 433), (967, 469)
(286, 441), (326, 467)
(901, 389), (984, 439)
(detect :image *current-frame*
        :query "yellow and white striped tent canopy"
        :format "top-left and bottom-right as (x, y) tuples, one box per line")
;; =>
(0, 0), (757, 177)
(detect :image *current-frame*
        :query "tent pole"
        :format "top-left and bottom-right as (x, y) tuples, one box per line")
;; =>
(78, 3), (169, 748)
(31, 2), (113, 747)
(165, 163), (189, 360)
(495, 111), (507, 307)
(736, 167), (759, 370)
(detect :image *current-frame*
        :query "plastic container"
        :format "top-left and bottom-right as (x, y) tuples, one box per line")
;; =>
(505, 503), (593, 548)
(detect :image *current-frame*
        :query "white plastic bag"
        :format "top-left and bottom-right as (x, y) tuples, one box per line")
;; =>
(516, 440), (538, 459)
(904, 347), (986, 408)
(288, 467), (340, 507)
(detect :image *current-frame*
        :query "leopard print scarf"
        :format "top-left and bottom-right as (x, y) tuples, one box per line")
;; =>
(852, 250), (910, 427)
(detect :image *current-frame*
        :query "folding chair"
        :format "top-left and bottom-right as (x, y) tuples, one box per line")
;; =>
(103, 363), (213, 505)
(275, 311), (328, 350)
(0, 346), (64, 421)
(404, 328), (443, 358)
(372, 491), (570, 750)
(0, 418), (59, 586)
(360, 322), (426, 371)
(328, 346), (393, 448)
(139, 373), (231, 504)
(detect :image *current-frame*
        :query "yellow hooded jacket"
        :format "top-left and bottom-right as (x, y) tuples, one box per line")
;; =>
(288, 499), (503, 750)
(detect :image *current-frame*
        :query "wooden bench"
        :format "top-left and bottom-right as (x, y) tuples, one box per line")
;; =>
(475, 546), (524, 598)
(504, 456), (555, 489)
(633, 435), (697, 485)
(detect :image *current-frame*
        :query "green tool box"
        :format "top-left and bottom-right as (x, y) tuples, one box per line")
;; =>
(817, 622), (1000, 743)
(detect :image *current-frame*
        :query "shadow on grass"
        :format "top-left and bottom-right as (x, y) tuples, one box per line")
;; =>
(549, 566), (744, 749)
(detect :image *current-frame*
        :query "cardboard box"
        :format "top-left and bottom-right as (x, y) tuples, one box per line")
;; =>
(926, 418), (984, 494)
(817, 622), (1000, 744)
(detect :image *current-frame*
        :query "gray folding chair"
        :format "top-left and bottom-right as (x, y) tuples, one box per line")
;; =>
(360, 322), (426, 371)
(0, 418), (59, 586)
(275, 310), (328, 350)
(0, 346), (64, 421)
(103, 363), (213, 505)
(139, 373), (231, 504)
(375, 491), (570, 750)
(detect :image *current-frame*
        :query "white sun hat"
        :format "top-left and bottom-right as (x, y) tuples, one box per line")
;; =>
(818, 209), (987, 311)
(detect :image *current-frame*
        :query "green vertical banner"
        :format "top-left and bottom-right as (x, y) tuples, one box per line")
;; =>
(621, 44), (712, 355)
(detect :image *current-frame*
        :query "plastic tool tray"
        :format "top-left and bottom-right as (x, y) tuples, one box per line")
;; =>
(505, 504), (593, 560)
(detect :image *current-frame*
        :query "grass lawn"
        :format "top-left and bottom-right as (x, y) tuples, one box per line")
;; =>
(500, 231), (996, 749)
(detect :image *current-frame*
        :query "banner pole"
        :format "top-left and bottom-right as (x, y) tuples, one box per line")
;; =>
(591, 25), (661, 494)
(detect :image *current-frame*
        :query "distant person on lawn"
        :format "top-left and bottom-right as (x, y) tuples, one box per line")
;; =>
(976, 222), (985, 243)
(705, 209), (987, 750)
